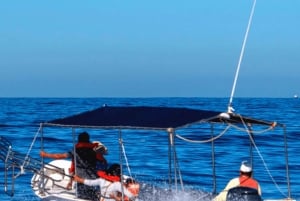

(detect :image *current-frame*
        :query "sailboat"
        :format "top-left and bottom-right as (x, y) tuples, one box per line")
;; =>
(0, 103), (294, 201)
(0, 0), (295, 201)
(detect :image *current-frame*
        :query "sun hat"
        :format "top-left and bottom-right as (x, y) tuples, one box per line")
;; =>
(240, 161), (252, 173)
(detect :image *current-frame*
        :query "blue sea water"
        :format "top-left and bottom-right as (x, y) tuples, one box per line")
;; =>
(0, 97), (299, 201)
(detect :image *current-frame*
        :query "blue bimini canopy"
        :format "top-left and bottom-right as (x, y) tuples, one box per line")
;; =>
(44, 105), (276, 130)
(45, 106), (220, 129)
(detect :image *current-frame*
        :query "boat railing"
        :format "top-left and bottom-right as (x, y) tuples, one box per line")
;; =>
(31, 165), (71, 193)
(0, 136), (72, 196)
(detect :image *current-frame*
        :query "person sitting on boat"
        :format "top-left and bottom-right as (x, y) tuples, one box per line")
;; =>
(40, 131), (108, 200)
(73, 163), (140, 201)
(213, 161), (261, 201)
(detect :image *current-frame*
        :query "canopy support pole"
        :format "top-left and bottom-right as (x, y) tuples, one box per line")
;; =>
(167, 128), (184, 191)
(72, 128), (78, 198)
(167, 129), (173, 189)
(39, 125), (45, 196)
(118, 129), (125, 201)
(247, 124), (254, 168)
(283, 125), (292, 199)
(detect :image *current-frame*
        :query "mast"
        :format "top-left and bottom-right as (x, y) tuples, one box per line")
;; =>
(228, 0), (257, 113)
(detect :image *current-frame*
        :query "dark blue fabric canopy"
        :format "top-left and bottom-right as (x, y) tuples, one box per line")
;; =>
(46, 105), (276, 129)
(47, 106), (221, 129)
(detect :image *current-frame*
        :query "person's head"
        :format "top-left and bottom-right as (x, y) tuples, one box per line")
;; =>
(125, 178), (136, 185)
(125, 177), (140, 195)
(106, 164), (121, 177)
(240, 161), (253, 177)
(78, 132), (90, 143)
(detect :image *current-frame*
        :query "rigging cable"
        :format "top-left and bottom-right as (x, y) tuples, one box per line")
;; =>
(21, 124), (43, 174)
(228, 0), (257, 113)
(120, 139), (132, 178)
(239, 115), (288, 198)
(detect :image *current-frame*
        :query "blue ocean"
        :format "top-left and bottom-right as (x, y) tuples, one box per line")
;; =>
(0, 98), (299, 201)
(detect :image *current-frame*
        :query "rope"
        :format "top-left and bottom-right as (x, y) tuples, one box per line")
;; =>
(175, 125), (232, 143)
(238, 115), (288, 198)
(228, 0), (257, 111)
(228, 122), (275, 134)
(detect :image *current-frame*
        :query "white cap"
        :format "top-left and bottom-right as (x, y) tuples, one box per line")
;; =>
(240, 161), (252, 173)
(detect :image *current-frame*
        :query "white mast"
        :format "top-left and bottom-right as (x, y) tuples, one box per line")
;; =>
(228, 0), (257, 113)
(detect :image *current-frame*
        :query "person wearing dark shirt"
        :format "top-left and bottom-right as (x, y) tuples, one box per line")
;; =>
(40, 131), (108, 200)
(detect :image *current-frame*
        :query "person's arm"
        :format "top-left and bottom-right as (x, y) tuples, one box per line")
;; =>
(40, 151), (69, 159)
(257, 183), (262, 195)
(73, 175), (103, 187)
(73, 175), (84, 184)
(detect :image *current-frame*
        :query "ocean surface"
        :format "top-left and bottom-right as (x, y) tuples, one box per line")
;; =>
(0, 97), (299, 201)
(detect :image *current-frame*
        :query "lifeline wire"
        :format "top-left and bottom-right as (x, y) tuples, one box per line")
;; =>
(229, 123), (275, 134)
(228, 0), (257, 111)
(175, 125), (232, 143)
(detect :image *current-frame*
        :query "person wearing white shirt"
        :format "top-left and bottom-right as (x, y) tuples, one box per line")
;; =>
(74, 175), (138, 201)
(213, 161), (261, 201)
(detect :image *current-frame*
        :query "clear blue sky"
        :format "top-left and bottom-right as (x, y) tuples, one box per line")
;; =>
(1, 0), (299, 98)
